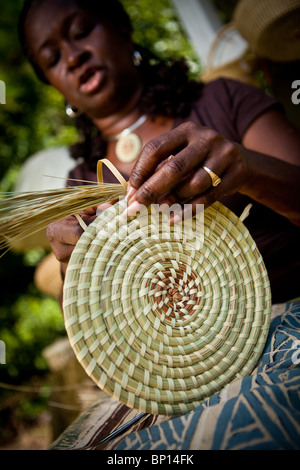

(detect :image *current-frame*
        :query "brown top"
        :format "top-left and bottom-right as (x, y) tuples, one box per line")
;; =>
(68, 78), (300, 303)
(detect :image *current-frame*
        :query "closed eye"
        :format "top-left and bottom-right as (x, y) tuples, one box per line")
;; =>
(70, 19), (95, 40)
(73, 25), (93, 40)
(45, 49), (61, 68)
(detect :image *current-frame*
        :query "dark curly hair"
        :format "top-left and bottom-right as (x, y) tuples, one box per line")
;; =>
(19, 0), (203, 170)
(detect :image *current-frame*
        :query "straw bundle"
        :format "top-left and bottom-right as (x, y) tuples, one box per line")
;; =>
(0, 182), (126, 255)
(64, 199), (271, 416)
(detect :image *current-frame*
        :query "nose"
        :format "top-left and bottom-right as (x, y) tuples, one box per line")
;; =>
(63, 41), (89, 71)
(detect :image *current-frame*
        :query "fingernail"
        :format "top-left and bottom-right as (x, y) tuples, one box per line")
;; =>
(171, 212), (182, 224)
(96, 202), (112, 215)
(158, 201), (171, 213)
(126, 184), (137, 201)
(124, 200), (146, 218)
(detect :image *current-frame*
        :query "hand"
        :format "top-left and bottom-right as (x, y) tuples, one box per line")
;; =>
(46, 202), (113, 275)
(126, 122), (250, 219)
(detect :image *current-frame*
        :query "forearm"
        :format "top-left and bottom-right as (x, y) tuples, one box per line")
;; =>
(239, 146), (300, 224)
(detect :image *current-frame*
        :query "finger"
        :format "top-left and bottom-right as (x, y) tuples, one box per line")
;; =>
(175, 163), (224, 201)
(47, 215), (89, 260)
(155, 154), (176, 172)
(170, 173), (234, 224)
(129, 125), (190, 190)
(133, 155), (176, 204)
(127, 124), (228, 207)
(47, 216), (84, 247)
(96, 201), (115, 215)
(157, 190), (179, 207)
(79, 206), (98, 216)
(129, 123), (225, 193)
(128, 144), (209, 208)
(51, 242), (75, 264)
(156, 168), (217, 211)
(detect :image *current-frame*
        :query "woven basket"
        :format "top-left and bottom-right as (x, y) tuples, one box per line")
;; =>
(233, 0), (300, 62)
(63, 200), (271, 416)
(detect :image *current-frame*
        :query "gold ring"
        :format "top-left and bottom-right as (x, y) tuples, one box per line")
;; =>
(203, 166), (222, 187)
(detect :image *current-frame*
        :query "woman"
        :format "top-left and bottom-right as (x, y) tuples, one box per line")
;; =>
(19, 0), (300, 303)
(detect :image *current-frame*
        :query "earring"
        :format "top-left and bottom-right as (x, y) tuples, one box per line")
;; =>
(66, 103), (81, 118)
(133, 50), (142, 67)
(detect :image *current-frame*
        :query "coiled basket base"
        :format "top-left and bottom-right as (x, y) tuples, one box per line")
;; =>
(63, 201), (271, 416)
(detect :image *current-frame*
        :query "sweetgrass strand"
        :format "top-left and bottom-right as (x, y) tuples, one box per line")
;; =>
(0, 183), (126, 255)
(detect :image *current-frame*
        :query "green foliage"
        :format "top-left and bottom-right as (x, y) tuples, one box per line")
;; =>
(1, 290), (64, 379)
(0, 249), (65, 385)
(122, 0), (201, 74)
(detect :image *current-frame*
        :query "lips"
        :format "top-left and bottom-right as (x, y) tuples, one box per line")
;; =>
(79, 66), (105, 95)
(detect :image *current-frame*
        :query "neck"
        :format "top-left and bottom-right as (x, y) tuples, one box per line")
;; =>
(91, 87), (144, 137)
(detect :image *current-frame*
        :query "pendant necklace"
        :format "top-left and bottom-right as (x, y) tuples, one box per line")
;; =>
(104, 114), (148, 163)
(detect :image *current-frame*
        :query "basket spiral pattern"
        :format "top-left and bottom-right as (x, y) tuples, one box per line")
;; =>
(63, 200), (271, 416)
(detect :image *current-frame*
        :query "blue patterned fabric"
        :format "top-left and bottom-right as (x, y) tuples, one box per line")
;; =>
(116, 302), (300, 450)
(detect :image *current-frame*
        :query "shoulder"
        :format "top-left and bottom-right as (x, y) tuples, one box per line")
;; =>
(200, 77), (243, 95)
(196, 78), (283, 140)
(200, 77), (276, 105)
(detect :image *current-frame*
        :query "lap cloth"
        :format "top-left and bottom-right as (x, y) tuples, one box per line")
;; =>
(50, 301), (300, 450)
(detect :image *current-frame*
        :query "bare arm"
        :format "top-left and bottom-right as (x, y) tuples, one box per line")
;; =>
(239, 110), (300, 224)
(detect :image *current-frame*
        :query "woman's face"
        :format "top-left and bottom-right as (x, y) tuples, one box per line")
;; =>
(24, 0), (142, 119)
